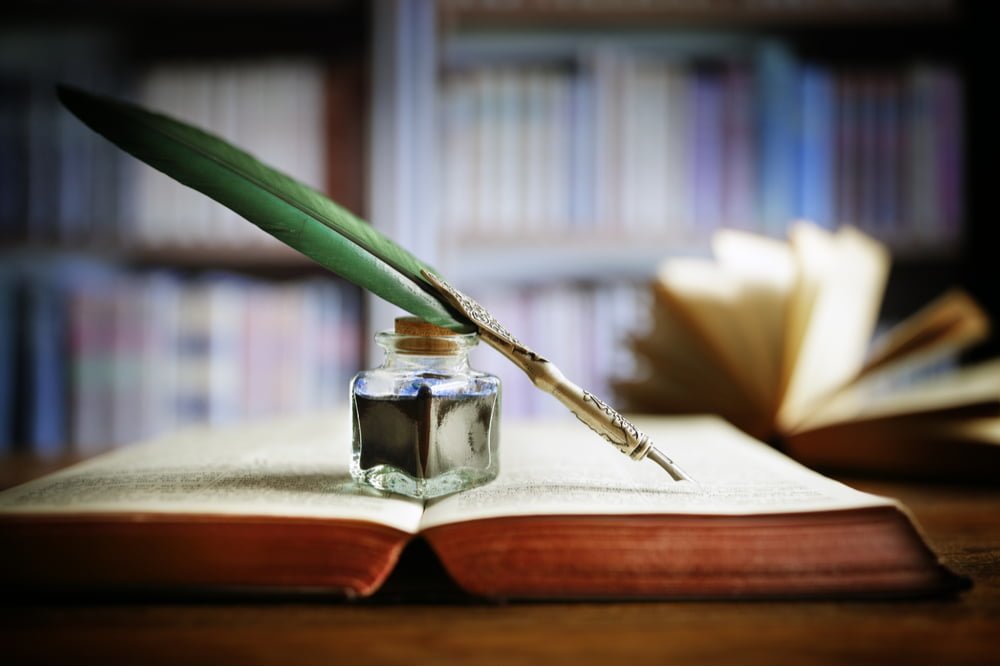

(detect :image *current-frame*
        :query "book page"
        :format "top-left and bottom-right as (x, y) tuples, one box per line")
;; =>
(420, 415), (890, 531)
(712, 228), (797, 413)
(796, 357), (1000, 432)
(778, 224), (889, 430)
(858, 289), (989, 379)
(615, 295), (771, 439)
(0, 411), (424, 534)
(654, 259), (776, 415)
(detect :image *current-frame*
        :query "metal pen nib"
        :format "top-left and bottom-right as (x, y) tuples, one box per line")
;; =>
(647, 447), (694, 482)
(422, 270), (694, 482)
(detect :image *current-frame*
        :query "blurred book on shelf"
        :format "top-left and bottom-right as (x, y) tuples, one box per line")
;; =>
(0, 27), (129, 245)
(0, 28), (348, 255)
(0, 25), (368, 456)
(0, 263), (361, 455)
(1, 4), (979, 471)
(434, 21), (973, 430)
(613, 222), (999, 482)
(437, 38), (963, 256)
(131, 59), (330, 250)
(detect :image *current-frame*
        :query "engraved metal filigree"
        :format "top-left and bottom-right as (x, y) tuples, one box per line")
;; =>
(582, 391), (650, 460)
(422, 271), (544, 363)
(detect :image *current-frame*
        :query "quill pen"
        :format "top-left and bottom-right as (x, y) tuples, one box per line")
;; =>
(57, 85), (691, 481)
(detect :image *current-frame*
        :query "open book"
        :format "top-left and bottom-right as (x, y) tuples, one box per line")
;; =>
(614, 222), (999, 481)
(0, 411), (963, 599)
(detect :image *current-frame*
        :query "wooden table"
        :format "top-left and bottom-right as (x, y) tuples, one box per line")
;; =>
(1, 456), (999, 664)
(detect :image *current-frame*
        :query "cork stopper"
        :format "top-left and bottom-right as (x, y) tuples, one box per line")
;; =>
(395, 317), (455, 337)
(393, 317), (464, 355)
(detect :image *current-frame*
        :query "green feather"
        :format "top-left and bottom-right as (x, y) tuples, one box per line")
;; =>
(56, 84), (473, 333)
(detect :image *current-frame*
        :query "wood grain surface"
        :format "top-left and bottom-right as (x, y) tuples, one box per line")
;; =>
(1, 456), (998, 665)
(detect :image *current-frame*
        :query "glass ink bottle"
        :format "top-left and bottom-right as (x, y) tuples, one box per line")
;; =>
(350, 317), (501, 498)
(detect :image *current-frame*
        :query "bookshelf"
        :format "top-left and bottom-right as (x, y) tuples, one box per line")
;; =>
(0, 1), (370, 452)
(1, 0), (988, 449)
(412, 0), (982, 416)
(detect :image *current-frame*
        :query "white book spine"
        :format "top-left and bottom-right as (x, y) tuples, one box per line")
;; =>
(592, 47), (621, 232)
(473, 68), (497, 238)
(549, 73), (572, 235)
(664, 63), (691, 240)
(495, 68), (521, 236)
(521, 70), (546, 236)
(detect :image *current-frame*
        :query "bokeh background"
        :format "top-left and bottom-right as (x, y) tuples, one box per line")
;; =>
(0, 0), (994, 456)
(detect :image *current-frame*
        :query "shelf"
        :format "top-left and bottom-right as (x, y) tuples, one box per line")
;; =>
(441, 29), (759, 67)
(0, 242), (321, 273)
(4, 1), (369, 63)
(443, 232), (963, 286)
(1, 3), (376, 450)
(438, 0), (956, 29)
(5, 0), (363, 21)
(445, 235), (709, 284)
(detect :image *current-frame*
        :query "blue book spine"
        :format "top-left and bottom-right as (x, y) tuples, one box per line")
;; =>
(0, 270), (16, 451)
(875, 76), (901, 237)
(755, 41), (799, 237)
(799, 65), (835, 229)
(26, 276), (68, 455)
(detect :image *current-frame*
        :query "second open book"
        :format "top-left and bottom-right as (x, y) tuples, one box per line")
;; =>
(615, 222), (999, 480)
(0, 411), (963, 599)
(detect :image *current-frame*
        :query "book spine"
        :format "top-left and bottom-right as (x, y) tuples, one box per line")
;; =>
(934, 67), (963, 242)
(435, 40), (964, 252)
(175, 281), (213, 426)
(0, 271), (16, 451)
(592, 46), (623, 232)
(883, 73), (904, 241)
(441, 71), (475, 236)
(663, 62), (690, 239)
(858, 72), (884, 238)
(521, 69), (546, 236)
(25, 276), (69, 455)
(904, 67), (935, 244)
(569, 62), (595, 230)
(692, 65), (724, 241)
(140, 272), (181, 440)
(110, 280), (143, 445)
(755, 41), (799, 237)
(0, 79), (29, 240)
(721, 65), (755, 231)
(206, 278), (245, 426)
(835, 72), (859, 230)
(26, 82), (59, 242)
(799, 64), (835, 229)
(132, 58), (330, 250)
(473, 67), (497, 238)
(548, 71), (573, 236)
(495, 67), (520, 238)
